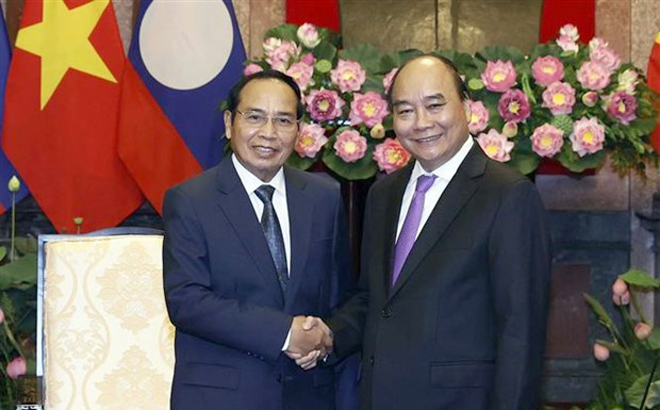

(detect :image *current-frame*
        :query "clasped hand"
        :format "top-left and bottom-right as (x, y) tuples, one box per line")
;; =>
(285, 316), (333, 370)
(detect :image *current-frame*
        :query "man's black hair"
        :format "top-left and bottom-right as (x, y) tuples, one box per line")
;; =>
(226, 69), (305, 122)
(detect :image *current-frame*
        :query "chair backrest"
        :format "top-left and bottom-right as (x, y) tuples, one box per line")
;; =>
(37, 228), (174, 410)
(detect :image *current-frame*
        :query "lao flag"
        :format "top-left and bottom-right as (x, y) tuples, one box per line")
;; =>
(0, 8), (28, 213)
(118, 0), (246, 213)
(3, 0), (143, 233)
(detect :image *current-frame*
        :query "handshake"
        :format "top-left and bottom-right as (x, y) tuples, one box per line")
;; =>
(285, 316), (333, 370)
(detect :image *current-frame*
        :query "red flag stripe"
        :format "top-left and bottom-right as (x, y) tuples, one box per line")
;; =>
(117, 64), (202, 213)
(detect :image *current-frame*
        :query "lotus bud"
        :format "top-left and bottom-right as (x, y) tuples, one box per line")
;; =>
(612, 289), (630, 306)
(593, 343), (610, 361)
(612, 278), (628, 296)
(7, 176), (20, 193)
(301, 52), (316, 66)
(582, 91), (598, 107)
(0, 307), (4, 324)
(634, 322), (652, 340)
(370, 123), (386, 139)
(6, 357), (26, 379)
(502, 121), (518, 138)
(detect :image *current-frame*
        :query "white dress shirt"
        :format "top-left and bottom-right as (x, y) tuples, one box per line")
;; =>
(231, 154), (293, 350)
(232, 154), (291, 273)
(395, 137), (474, 242)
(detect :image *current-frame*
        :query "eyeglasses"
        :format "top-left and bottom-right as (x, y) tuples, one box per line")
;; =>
(236, 110), (299, 132)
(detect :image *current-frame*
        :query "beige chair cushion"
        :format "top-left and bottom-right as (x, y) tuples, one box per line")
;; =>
(43, 235), (174, 410)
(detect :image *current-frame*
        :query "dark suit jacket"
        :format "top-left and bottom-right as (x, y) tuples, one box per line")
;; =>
(328, 144), (551, 410)
(163, 158), (356, 410)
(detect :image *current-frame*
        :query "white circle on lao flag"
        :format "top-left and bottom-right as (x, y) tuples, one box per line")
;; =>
(139, 0), (234, 90)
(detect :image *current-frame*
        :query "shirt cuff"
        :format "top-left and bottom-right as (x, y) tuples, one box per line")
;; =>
(281, 328), (292, 351)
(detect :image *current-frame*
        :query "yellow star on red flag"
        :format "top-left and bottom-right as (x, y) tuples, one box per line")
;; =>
(15, 0), (116, 109)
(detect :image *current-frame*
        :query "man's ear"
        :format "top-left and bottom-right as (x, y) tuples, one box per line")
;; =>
(463, 100), (471, 123)
(224, 110), (232, 139)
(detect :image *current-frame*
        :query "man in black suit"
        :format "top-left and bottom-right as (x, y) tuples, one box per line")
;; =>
(324, 55), (552, 410)
(163, 70), (356, 410)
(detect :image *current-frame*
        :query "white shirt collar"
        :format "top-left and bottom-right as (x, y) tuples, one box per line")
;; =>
(231, 154), (286, 196)
(409, 136), (474, 182)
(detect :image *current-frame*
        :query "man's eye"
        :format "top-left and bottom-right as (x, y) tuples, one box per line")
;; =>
(396, 109), (412, 116)
(428, 103), (444, 111)
(246, 113), (264, 122)
(275, 117), (295, 126)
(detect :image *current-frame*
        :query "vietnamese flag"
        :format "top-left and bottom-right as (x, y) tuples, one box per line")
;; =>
(648, 32), (660, 150)
(3, 0), (143, 233)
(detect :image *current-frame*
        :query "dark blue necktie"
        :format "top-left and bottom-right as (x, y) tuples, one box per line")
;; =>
(255, 185), (289, 292)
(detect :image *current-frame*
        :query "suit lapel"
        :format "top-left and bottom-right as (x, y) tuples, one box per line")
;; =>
(215, 158), (285, 307)
(388, 145), (487, 301)
(282, 167), (312, 309)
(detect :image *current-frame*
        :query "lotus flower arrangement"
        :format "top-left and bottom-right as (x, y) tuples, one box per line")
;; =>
(237, 22), (658, 179)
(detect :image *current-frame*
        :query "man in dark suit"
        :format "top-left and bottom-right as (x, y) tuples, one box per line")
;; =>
(163, 70), (356, 410)
(325, 55), (552, 410)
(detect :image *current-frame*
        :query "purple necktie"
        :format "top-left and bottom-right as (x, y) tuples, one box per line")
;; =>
(392, 174), (437, 287)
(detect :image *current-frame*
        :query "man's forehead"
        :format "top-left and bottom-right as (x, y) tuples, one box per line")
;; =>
(238, 80), (297, 108)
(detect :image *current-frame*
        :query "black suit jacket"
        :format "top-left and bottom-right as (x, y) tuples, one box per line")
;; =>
(329, 143), (551, 410)
(163, 158), (356, 410)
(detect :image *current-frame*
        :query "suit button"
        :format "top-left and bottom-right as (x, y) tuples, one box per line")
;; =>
(381, 307), (392, 318)
(277, 375), (282, 383)
(369, 355), (375, 365)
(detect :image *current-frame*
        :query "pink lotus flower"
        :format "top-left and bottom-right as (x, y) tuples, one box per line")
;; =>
(582, 91), (599, 107)
(373, 138), (412, 174)
(301, 52), (316, 66)
(295, 123), (328, 158)
(467, 100), (489, 134)
(6, 357), (26, 379)
(297, 23), (321, 48)
(262, 37), (282, 55)
(243, 63), (263, 76)
(542, 81), (576, 115)
(382, 68), (398, 93)
(476, 129), (514, 162)
(0, 307), (4, 324)
(593, 343), (610, 361)
(305, 88), (345, 121)
(266, 40), (300, 71)
(334, 129), (368, 163)
(481, 60), (517, 92)
(497, 89), (530, 123)
(530, 124), (564, 157)
(605, 91), (638, 125)
(589, 38), (621, 74)
(349, 92), (389, 128)
(570, 117), (605, 157)
(617, 69), (639, 95)
(560, 24), (579, 42)
(286, 61), (314, 91)
(556, 36), (579, 53)
(331, 59), (366, 93)
(502, 121), (518, 138)
(577, 61), (610, 91)
(634, 323), (652, 340)
(531, 56), (565, 87)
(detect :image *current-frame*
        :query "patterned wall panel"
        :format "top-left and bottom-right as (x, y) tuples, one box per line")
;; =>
(42, 235), (174, 410)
